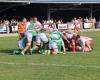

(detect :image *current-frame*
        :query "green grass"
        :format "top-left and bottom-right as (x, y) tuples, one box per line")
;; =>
(0, 31), (100, 80)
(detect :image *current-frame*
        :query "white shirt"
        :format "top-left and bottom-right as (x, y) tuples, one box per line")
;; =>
(77, 36), (87, 46)
(34, 21), (42, 29)
(66, 33), (76, 39)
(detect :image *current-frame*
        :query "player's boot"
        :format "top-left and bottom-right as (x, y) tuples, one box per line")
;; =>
(13, 49), (21, 55)
(21, 51), (25, 55)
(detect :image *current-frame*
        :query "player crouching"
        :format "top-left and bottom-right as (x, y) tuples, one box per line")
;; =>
(30, 28), (49, 54)
(62, 30), (77, 53)
(76, 35), (93, 52)
(13, 31), (32, 55)
(47, 29), (66, 55)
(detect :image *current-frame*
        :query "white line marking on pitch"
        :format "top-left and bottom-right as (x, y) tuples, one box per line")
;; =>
(0, 62), (100, 69)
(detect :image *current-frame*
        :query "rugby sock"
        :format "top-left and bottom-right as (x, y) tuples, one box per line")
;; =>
(58, 45), (62, 53)
(40, 45), (46, 54)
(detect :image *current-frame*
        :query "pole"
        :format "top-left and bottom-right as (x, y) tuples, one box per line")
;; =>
(47, 4), (51, 20)
(90, 4), (93, 19)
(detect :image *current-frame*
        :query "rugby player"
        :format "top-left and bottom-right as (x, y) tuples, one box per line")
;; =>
(31, 28), (49, 54)
(21, 17), (36, 55)
(76, 35), (92, 52)
(62, 30), (77, 52)
(18, 18), (27, 39)
(47, 29), (66, 55)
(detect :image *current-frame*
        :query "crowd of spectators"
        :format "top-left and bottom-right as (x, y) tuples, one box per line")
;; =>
(42, 17), (96, 30)
(0, 19), (18, 33)
(42, 17), (96, 24)
(0, 17), (98, 33)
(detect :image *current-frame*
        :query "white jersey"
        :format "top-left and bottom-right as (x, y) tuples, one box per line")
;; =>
(34, 21), (42, 29)
(66, 32), (76, 39)
(77, 36), (87, 46)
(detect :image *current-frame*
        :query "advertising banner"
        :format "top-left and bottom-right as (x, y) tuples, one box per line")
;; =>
(58, 24), (68, 29)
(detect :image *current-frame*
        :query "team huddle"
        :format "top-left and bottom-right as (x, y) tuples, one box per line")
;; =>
(14, 17), (93, 55)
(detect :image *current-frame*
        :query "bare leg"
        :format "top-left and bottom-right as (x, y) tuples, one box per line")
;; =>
(86, 42), (92, 51)
(62, 45), (66, 54)
(47, 50), (51, 55)
(21, 42), (31, 55)
(53, 49), (58, 55)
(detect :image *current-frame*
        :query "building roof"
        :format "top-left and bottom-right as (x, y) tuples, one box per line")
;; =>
(31, 0), (100, 3)
(0, 0), (100, 3)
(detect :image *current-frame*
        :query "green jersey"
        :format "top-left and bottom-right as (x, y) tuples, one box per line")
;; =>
(27, 22), (37, 36)
(50, 31), (63, 40)
(49, 31), (63, 45)
(28, 23), (34, 30)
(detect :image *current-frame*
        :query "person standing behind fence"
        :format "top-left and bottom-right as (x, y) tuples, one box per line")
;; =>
(4, 20), (10, 34)
(18, 18), (27, 39)
(91, 17), (96, 29)
(10, 19), (18, 33)
(73, 18), (81, 32)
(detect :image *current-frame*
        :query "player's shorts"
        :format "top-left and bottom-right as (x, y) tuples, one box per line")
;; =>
(36, 33), (48, 45)
(19, 32), (25, 38)
(25, 32), (33, 42)
(17, 37), (26, 49)
(49, 41), (58, 50)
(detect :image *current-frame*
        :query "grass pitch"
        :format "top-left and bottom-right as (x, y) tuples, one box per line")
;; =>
(0, 31), (100, 80)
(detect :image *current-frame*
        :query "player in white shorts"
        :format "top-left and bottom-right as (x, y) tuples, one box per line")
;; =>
(15, 31), (33, 55)
(30, 28), (49, 54)
(48, 29), (65, 55)
(63, 31), (77, 52)
(36, 32), (48, 45)
(21, 31), (33, 55)
(21, 18), (36, 55)
(66, 31), (77, 40)
(17, 37), (26, 50)
(76, 35), (92, 52)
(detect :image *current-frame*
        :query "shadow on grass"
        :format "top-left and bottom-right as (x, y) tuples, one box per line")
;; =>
(0, 49), (15, 55)
(0, 49), (41, 55)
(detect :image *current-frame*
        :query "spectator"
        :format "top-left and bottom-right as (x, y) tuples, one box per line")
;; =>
(4, 20), (10, 34)
(84, 17), (89, 23)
